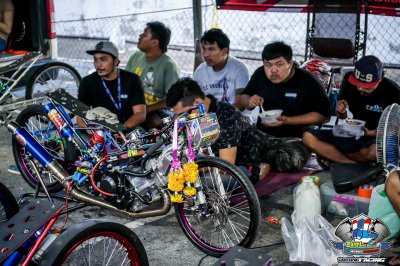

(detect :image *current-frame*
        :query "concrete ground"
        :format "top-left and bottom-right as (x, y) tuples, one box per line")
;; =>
(1, 123), (399, 265)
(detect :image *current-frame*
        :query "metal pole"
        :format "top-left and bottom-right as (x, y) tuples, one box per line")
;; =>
(193, 0), (202, 45)
(193, 0), (204, 71)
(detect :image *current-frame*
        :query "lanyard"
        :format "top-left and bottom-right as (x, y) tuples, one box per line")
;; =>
(101, 70), (121, 111)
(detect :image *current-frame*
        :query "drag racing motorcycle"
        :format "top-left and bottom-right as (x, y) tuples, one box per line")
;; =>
(8, 88), (261, 257)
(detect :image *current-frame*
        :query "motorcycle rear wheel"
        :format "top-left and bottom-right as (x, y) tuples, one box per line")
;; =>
(174, 156), (261, 257)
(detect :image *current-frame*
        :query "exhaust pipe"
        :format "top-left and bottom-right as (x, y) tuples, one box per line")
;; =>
(46, 161), (172, 218)
(8, 122), (172, 218)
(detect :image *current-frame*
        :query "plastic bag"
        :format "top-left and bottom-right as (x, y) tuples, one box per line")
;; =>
(281, 211), (342, 265)
(332, 123), (364, 140)
(368, 184), (400, 239)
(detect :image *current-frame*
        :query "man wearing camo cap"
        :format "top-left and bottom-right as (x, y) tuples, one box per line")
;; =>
(77, 41), (146, 130)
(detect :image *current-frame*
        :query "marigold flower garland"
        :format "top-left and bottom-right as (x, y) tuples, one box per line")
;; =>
(168, 119), (199, 203)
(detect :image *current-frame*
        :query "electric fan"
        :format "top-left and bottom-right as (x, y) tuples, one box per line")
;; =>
(376, 103), (400, 173)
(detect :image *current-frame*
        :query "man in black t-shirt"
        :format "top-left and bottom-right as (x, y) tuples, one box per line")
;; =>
(77, 41), (146, 130)
(303, 55), (400, 164)
(239, 41), (330, 174)
(166, 78), (311, 182)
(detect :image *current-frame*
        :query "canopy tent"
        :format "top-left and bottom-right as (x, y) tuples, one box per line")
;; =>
(216, 0), (400, 16)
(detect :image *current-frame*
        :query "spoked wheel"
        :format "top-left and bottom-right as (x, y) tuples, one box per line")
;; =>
(40, 220), (149, 266)
(0, 181), (18, 222)
(12, 105), (68, 192)
(26, 62), (81, 99)
(175, 156), (261, 257)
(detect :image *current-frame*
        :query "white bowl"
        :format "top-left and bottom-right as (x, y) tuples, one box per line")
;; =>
(259, 109), (283, 123)
(342, 119), (366, 134)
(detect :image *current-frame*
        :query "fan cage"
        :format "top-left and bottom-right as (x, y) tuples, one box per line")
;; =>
(376, 103), (400, 170)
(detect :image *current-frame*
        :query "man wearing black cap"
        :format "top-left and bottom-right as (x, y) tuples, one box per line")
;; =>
(77, 41), (146, 130)
(303, 55), (400, 164)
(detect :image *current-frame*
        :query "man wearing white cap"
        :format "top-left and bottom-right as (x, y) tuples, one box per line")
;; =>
(303, 55), (400, 165)
(77, 41), (146, 130)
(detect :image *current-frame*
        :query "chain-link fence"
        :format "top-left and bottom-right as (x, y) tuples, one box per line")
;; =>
(56, 4), (199, 78)
(55, 1), (400, 83)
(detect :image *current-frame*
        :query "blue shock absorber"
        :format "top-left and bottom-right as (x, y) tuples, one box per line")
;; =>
(13, 126), (54, 167)
(2, 238), (35, 266)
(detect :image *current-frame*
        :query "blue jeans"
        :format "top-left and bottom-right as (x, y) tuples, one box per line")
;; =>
(0, 38), (6, 52)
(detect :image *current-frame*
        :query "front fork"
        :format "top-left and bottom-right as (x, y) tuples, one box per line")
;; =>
(206, 147), (227, 197)
(194, 147), (227, 206)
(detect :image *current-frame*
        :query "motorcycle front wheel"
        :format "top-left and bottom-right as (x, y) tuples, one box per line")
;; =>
(12, 104), (69, 193)
(174, 156), (261, 257)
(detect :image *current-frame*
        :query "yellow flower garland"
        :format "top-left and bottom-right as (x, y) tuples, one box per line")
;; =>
(183, 162), (199, 183)
(167, 170), (184, 192)
(170, 193), (183, 203)
(168, 162), (199, 203)
(183, 185), (196, 196)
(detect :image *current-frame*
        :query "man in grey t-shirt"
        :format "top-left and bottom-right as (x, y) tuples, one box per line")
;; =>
(193, 29), (249, 108)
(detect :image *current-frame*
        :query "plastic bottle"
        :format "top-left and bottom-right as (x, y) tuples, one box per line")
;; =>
(44, 103), (74, 141)
(301, 175), (320, 187)
(293, 177), (321, 229)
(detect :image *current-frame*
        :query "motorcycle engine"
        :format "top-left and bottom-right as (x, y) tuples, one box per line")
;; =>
(99, 175), (118, 194)
(125, 174), (161, 212)
(99, 173), (123, 208)
(99, 171), (161, 212)
(149, 146), (174, 187)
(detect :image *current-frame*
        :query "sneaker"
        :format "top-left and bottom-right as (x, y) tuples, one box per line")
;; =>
(7, 165), (20, 175)
(303, 154), (326, 172)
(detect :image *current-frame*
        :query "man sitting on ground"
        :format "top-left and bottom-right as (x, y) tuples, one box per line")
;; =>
(77, 41), (146, 131)
(193, 28), (260, 122)
(240, 41), (331, 176)
(303, 55), (400, 165)
(126, 21), (179, 129)
(193, 28), (249, 109)
(166, 77), (311, 183)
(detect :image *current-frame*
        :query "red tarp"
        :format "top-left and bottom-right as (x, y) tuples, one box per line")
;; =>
(216, 0), (400, 16)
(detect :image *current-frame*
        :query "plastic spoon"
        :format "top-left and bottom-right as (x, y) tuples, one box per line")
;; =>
(260, 105), (268, 116)
(345, 107), (354, 119)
